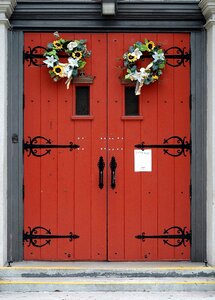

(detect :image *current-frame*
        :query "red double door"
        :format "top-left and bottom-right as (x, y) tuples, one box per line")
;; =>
(24, 33), (191, 261)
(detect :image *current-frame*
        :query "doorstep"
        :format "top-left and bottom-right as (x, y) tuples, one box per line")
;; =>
(0, 261), (214, 278)
(0, 262), (214, 292)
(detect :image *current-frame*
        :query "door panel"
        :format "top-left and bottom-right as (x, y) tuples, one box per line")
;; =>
(107, 33), (190, 261)
(24, 32), (190, 261)
(24, 33), (107, 260)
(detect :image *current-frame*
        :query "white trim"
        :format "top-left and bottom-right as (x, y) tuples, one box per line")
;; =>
(0, 0), (17, 267)
(199, 0), (215, 266)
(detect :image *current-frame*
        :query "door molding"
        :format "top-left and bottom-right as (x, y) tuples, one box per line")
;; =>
(7, 2), (206, 262)
(11, 1), (204, 31)
(190, 31), (207, 261)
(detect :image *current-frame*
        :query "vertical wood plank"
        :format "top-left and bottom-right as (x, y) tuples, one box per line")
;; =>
(56, 33), (76, 260)
(123, 33), (142, 260)
(90, 33), (107, 260)
(173, 33), (191, 260)
(24, 33), (42, 260)
(139, 33), (159, 261)
(107, 33), (125, 260)
(157, 33), (175, 260)
(40, 33), (58, 260)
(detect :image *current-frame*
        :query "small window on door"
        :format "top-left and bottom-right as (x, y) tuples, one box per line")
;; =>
(76, 86), (90, 115)
(125, 87), (139, 116)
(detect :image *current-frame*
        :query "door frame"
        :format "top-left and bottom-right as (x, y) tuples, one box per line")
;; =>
(7, 1), (206, 262)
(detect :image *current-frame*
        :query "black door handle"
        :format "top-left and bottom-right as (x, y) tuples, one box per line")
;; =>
(110, 156), (117, 189)
(98, 156), (105, 189)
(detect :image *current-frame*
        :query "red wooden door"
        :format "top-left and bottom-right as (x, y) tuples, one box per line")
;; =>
(24, 33), (190, 261)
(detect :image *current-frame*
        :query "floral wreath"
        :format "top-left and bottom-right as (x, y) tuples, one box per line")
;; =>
(43, 32), (91, 89)
(123, 39), (166, 95)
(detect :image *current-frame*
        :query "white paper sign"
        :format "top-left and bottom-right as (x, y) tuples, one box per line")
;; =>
(134, 149), (152, 172)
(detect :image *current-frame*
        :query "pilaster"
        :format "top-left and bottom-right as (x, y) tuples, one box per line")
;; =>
(199, 0), (215, 266)
(0, 0), (17, 266)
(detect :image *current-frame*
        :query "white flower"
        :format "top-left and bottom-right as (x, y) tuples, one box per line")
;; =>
(132, 48), (142, 60)
(67, 41), (78, 51)
(68, 57), (79, 68)
(152, 52), (165, 62)
(43, 55), (58, 68)
(64, 64), (73, 79)
(63, 58), (79, 79)
(130, 63), (153, 83)
(53, 31), (60, 38)
(130, 71), (141, 82)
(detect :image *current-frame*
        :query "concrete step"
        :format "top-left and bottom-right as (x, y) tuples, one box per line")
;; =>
(0, 262), (214, 292)
(0, 276), (215, 292)
(0, 265), (214, 278)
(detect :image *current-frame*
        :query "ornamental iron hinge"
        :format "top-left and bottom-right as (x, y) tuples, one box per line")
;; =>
(23, 46), (191, 68)
(24, 136), (80, 157)
(135, 135), (191, 157)
(23, 226), (79, 248)
(135, 226), (191, 248)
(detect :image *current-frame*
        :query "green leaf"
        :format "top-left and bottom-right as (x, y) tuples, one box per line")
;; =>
(78, 61), (86, 69)
(158, 63), (165, 69)
(140, 45), (147, 52)
(45, 50), (57, 57)
(49, 70), (56, 78)
(125, 74), (131, 80)
(79, 39), (87, 44)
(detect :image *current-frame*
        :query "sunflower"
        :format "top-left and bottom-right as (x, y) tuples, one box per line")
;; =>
(53, 65), (64, 76)
(127, 53), (137, 63)
(146, 41), (155, 52)
(53, 40), (63, 50)
(72, 51), (83, 60)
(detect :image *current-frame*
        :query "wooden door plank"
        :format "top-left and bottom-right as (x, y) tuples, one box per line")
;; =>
(157, 33), (175, 260)
(173, 33), (191, 260)
(123, 33), (143, 260)
(39, 33), (59, 260)
(107, 33), (125, 260)
(90, 33), (107, 260)
(55, 33), (76, 261)
(139, 33), (159, 261)
(24, 33), (42, 260)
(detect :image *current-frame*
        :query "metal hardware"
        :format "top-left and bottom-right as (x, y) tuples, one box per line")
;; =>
(164, 47), (191, 68)
(98, 156), (105, 189)
(24, 136), (80, 157)
(110, 156), (117, 189)
(23, 226), (79, 248)
(135, 226), (191, 248)
(24, 46), (47, 67)
(12, 134), (18, 144)
(24, 45), (190, 69)
(7, 261), (13, 267)
(135, 136), (191, 157)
